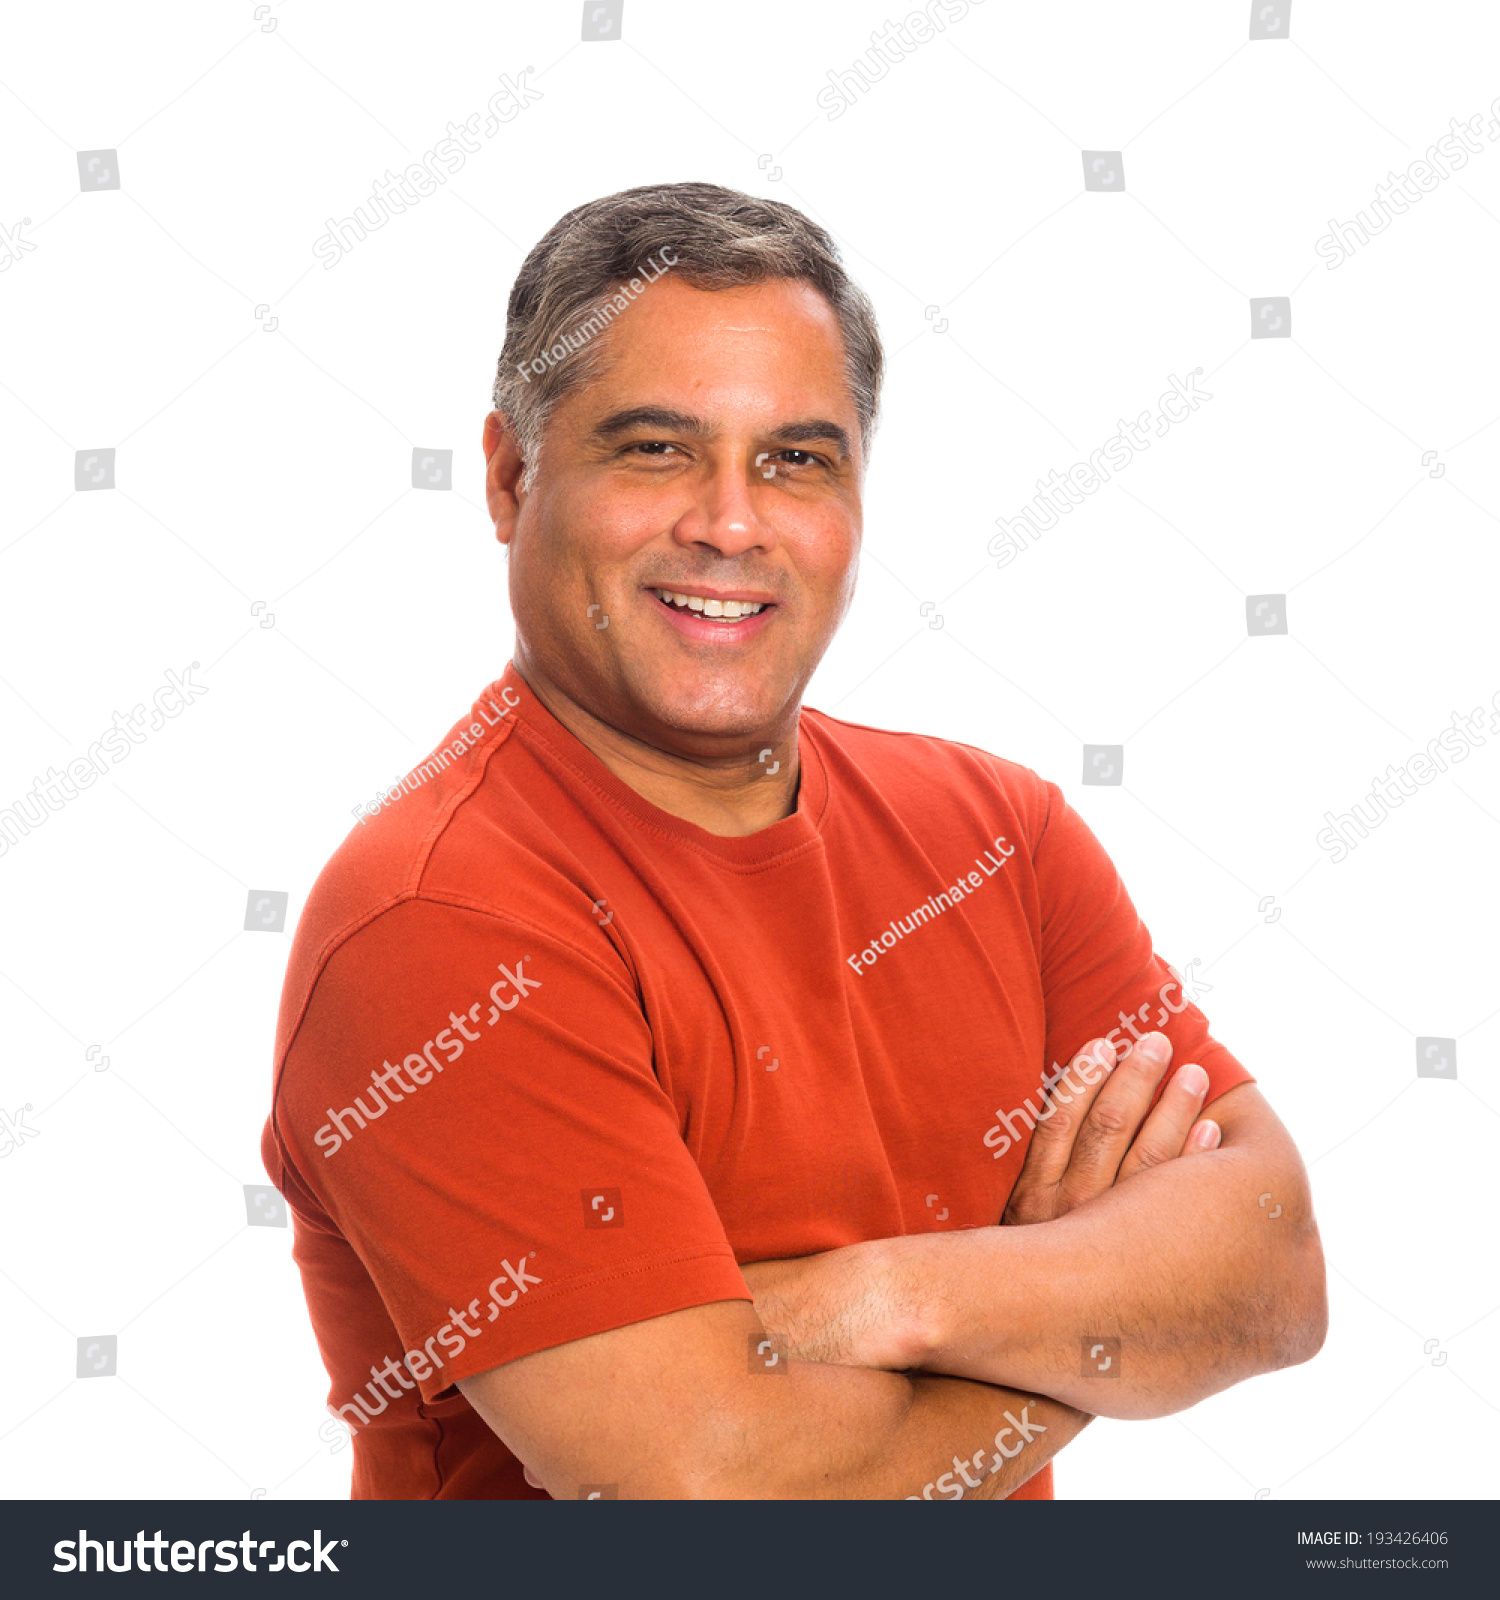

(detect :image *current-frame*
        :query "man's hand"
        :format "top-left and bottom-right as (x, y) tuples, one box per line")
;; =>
(746, 1075), (1326, 1420)
(1000, 1032), (1222, 1225)
(741, 1031), (1222, 1369)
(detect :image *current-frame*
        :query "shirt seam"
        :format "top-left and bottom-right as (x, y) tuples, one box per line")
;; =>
(404, 704), (521, 894)
(509, 713), (832, 874)
(272, 712), (521, 1106)
(420, 1248), (749, 1399)
(485, 1244), (746, 1311)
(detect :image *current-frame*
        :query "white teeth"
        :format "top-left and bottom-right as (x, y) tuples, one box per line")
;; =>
(652, 589), (764, 618)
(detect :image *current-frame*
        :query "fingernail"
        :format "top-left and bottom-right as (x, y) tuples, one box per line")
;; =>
(1134, 1032), (1170, 1064)
(1178, 1063), (1208, 1096)
(1190, 1119), (1221, 1150)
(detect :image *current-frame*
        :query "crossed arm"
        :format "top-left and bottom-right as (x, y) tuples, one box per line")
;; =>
(742, 1033), (1328, 1421)
(457, 1033), (1326, 1496)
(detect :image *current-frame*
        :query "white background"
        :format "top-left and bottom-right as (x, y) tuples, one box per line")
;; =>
(1, 0), (1496, 1501)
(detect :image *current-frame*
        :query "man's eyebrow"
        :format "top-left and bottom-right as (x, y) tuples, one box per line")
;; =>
(588, 408), (852, 460)
(590, 406), (713, 441)
(771, 419), (852, 459)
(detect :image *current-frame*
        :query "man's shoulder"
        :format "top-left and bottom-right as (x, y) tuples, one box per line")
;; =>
(802, 704), (1058, 827)
(295, 688), (525, 913)
(272, 683), (587, 1067)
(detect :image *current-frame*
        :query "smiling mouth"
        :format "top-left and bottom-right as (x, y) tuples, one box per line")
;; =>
(649, 586), (772, 622)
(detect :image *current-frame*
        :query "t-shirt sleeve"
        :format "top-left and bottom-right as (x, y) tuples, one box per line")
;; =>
(270, 897), (751, 1404)
(1030, 781), (1254, 1110)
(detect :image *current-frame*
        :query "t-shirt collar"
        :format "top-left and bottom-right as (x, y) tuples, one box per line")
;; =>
(479, 662), (830, 867)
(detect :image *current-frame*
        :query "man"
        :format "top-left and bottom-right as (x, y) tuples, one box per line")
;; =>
(261, 182), (1326, 1501)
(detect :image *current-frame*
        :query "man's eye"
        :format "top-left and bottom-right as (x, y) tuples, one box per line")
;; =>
(629, 440), (680, 456)
(772, 450), (821, 468)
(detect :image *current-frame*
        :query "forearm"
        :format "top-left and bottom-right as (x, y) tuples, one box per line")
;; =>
(463, 1299), (1089, 1501)
(725, 1366), (1089, 1499)
(895, 1139), (1325, 1418)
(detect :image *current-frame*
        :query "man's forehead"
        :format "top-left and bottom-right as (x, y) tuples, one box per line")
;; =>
(593, 281), (850, 380)
(538, 277), (861, 454)
(618, 276), (845, 344)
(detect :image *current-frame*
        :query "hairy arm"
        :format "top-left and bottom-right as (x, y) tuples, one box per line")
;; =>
(457, 1298), (1090, 1499)
(745, 1035), (1327, 1421)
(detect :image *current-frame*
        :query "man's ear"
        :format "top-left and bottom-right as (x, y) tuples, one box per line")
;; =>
(483, 410), (527, 545)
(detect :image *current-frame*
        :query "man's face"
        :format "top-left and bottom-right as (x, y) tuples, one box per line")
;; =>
(488, 275), (864, 757)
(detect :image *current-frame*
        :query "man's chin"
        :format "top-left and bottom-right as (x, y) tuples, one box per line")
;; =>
(618, 675), (790, 752)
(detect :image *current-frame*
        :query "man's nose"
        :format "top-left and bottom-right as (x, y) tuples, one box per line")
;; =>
(669, 457), (776, 557)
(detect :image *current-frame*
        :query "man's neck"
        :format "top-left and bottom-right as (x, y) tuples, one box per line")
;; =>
(512, 660), (801, 839)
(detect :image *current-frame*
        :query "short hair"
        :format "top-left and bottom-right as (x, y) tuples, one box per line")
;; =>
(492, 182), (884, 489)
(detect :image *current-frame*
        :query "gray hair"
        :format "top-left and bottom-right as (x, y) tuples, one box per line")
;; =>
(492, 182), (884, 490)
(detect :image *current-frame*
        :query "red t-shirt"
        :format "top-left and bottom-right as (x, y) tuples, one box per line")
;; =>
(261, 663), (1252, 1500)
